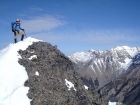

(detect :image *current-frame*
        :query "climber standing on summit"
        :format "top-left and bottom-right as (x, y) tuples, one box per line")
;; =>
(11, 19), (25, 43)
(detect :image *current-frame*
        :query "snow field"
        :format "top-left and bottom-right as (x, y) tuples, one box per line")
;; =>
(0, 37), (40, 105)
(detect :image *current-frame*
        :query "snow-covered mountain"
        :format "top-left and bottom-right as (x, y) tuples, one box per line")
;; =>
(69, 46), (140, 89)
(99, 52), (140, 105)
(0, 37), (108, 105)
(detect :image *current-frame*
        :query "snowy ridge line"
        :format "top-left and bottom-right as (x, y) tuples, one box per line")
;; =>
(69, 46), (140, 63)
(0, 37), (40, 105)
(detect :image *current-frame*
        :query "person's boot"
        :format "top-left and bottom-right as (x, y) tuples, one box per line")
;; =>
(21, 35), (24, 41)
(14, 39), (17, 43)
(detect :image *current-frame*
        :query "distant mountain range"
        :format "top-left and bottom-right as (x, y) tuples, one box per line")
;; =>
(69, 46), (140, 89)
(99, 53), (140, 105)
(69, 46), (140, 104)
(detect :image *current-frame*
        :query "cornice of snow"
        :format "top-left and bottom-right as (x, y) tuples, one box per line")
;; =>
(0, 37), (41, 52)
(0, 37), (41, 105)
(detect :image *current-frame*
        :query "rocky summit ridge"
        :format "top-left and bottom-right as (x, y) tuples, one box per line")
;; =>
(18, 41), (107, 105)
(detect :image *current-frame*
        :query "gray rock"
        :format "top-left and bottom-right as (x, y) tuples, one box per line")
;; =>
(18, 42), (107, 105)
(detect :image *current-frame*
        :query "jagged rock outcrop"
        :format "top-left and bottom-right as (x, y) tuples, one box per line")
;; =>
(18, 41), (107, 105)
(99, 53), (140, 105)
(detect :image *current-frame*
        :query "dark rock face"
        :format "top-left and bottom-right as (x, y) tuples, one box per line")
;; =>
(18, 42), (107, 105)
(99, 53), (140, 105)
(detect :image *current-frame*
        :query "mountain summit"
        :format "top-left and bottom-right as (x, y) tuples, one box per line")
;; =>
(0, 37), (107, 105)
(0, 37), (40, 105)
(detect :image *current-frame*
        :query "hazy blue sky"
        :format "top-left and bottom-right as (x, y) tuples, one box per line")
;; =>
(0, 0), (140, 55)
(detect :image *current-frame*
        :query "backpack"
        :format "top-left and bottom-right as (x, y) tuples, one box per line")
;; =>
(11, 22), (20, 32)
(11, 22), (16, 32)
